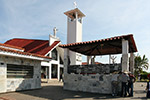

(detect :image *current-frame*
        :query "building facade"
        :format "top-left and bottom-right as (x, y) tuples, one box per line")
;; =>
(5, 32), (64, 81)
(0, 43), (50, 93)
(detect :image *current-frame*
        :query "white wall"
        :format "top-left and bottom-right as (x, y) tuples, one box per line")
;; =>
(0, 55), (41, 93)
(49, 35), (59, 46)
(67, 19), (82, 65)
(76, 21), (82, 42)
(67, 21), (76, 44)
(0, 62), (6, 93)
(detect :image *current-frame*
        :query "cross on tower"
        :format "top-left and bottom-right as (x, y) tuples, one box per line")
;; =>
(53, 27), (58, 37)
(73, 1), (77, 8)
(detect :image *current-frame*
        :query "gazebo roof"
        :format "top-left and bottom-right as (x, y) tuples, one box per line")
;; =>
(59, 34), (137, 56)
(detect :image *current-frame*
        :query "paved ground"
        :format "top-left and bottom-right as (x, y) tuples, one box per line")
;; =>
(0, 81), (148, 100)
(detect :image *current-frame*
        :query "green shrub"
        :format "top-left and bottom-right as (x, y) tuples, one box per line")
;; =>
(141, 71), (150, 80)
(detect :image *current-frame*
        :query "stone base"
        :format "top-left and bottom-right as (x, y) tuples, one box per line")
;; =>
(6, 78), (41, 92)
(63, 74), (115, 94)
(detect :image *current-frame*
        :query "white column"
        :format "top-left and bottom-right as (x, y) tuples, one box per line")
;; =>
(46, 67), (48, 79)
(49, 64), (52, 79)
(109, 55), (111, 64)
(87, 56), (92, 65)
(57, 52), (60, 81)
(130, 53), (134, 74)
(122, 39), (129, 72)
(45, 67), (49, 83)
(57, 65), (60, 81)
(75, 12), (78, 20)
(91, 56), (95, 64)
(80, 18), (82, 23)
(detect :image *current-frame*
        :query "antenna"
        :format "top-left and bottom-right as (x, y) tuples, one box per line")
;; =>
(73, 1), (77, 8)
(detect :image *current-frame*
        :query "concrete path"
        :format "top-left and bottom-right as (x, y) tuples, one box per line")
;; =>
(0, 81), (148, 100)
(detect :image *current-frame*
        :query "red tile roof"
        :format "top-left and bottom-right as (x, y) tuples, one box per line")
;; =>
(60, 34), (136, 49)
(0, 46), (50, 59)
(0, 43), (24, 50)
(36, 41), (60, 55)
(5, 38), (60, 56)
(59, 34), (137, 56)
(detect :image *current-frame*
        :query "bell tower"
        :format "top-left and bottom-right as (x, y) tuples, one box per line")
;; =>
(64, 8), (85, 65)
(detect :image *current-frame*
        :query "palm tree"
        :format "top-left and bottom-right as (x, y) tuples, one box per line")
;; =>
(134, 54), (149, 73)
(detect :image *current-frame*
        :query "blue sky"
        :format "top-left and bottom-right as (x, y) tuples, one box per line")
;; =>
(0, 0), (150, 70)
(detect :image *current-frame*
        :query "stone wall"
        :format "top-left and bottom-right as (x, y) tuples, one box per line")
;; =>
(0, 55), (41, 93)
(63, 73), (114, 94)
(7, 78), (41, 92)
(68, 64), (121, 74)
(64, 64), (122, 94)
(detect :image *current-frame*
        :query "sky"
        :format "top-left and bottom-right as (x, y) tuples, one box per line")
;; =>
(0, 0), (150, 71)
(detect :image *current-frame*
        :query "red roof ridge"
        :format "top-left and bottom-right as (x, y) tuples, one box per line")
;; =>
(0, 47), (50, 59)
(0, 43), (24, 50)
(5, 38), (49, 43)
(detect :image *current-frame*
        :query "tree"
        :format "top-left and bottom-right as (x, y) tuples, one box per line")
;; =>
(134, 54), (149, 73)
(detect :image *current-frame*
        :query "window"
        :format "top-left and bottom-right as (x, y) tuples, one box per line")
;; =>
(47, 53), (50, 57)
(7, 64), (33, 78)
(52, 48), (58, 60)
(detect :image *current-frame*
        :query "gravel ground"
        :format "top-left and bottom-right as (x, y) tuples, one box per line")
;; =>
(0, 81), (148, 100)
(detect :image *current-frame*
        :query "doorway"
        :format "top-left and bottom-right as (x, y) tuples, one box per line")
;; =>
(60, 67), (63, 81)
(41, 66), (49, 79)
(52, 64), (58, 78)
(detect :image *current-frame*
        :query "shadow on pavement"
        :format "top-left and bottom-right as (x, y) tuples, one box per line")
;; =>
(3, 82), (147, 100)
(131, 97), (147, 100)
(1, 82), (148, 100)
(18, 85), (121, 100)
(134, 90), (147, 94)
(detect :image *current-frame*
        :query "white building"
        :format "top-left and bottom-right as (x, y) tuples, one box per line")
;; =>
(5, 30), (64, 81)
(0, 43), (50, 93)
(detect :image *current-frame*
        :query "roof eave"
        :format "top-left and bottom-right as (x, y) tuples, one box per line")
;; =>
(130, 35), (138, 52)
(0, 51), (51, 61)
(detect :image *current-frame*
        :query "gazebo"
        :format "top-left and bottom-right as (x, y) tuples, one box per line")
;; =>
(60, 34), (137, 94)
